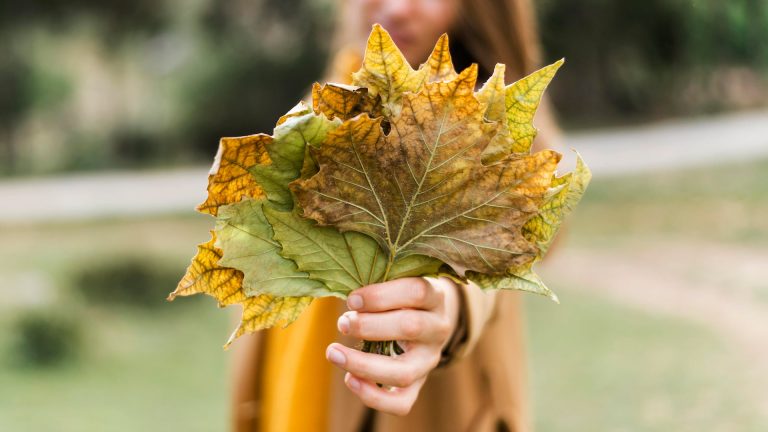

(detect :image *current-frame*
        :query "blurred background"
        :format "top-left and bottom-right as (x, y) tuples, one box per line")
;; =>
(0, 0), (766, 430)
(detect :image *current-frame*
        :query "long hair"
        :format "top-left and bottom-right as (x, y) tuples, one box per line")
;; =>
(454, 0), (542, 81)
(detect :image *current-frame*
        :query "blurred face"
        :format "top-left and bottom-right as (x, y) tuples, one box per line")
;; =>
(355, 0), (460, 66)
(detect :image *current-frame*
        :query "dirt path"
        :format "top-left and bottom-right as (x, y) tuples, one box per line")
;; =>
(564, 109), (768, 176)
(541, 239), (768, 410)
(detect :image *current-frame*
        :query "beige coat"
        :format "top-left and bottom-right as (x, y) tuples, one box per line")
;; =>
(231, 284), (529, 432)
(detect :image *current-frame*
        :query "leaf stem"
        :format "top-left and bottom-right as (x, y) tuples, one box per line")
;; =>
(362, 248), (400, 367)
(381, 249), (396, 282)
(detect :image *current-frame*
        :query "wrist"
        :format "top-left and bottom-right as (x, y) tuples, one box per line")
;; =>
(430, 276), (468, 368)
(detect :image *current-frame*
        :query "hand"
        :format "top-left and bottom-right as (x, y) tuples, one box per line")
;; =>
(325, 276), (461, 416)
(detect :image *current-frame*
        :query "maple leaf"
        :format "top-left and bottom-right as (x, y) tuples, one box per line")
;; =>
(311, 82), (382, 121)
(479, 60), (564, 163)
(351, 24), (428, 117)
(465, 153), (591, 298)
(168, 231), (312, 347)
(195, 102), (340, 215)
(215, 198), (332, 297)
(212, 106), (444, 298)
(292, 63), (561, 276)
(172, 105), (340, 345)
(265, 205), (444, 295)
(172, 24), (590, 346)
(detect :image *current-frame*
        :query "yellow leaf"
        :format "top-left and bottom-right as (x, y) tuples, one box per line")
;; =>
(523, 152), (592, 256)
(351, 24), (428, 116)
(196, 135), (270, 216)
(177, 25), (589, 342)
(311, 82), (382, 121)
(476, 63), (507, 122)
(422, 33), (458, 82)
(168, 230), (245, 305)
(225, 295), (312, 348)
(169, 231), (312, 346)
(481, 59), (564, 163)
(276, 100), (312, 126)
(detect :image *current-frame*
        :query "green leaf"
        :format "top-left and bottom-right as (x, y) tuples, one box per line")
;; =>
(264, 206), (386, 296)
(481, 59), (564, 164)
(250, 110), (341, 211)
(215, 198), (333, 298)
(523, 152), (592, 257)
(467, 268), (558, 302)
(264, 206), (444, 296)
(387, 254), (445, 280)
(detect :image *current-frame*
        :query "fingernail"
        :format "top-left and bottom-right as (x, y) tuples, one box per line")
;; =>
(337, 315), (350, 334)
(348, 294), (363, 310)
(326, 346), (346, 366)
(345, 373), (361, 391)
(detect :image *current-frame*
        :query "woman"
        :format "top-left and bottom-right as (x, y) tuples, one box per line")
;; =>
(231, 0), (561, 430)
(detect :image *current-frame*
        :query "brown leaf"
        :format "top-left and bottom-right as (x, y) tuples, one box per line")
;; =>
(311, 82), (382, 121)
(292, 65), (561, 275)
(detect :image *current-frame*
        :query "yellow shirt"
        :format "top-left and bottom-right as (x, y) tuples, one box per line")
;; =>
(259, 48), (362, 432)
(258, 297), (341, 432)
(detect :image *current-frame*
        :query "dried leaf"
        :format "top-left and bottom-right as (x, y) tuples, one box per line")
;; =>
(476, 63), (507, 122)
(226, 295), (312, 347)
(467, 154), (591, 297)
(196, 135), (269, 216)
(173, 24), (591, 346)
(481, 60), (564, 163)
(168, 231), (312, 347)
(251, 109), (340, 210)
(423, 33), (458, 82)
(351, 23), (428, 116)
(523, 152), (592, 256)
(467, 268), (558, 302)
(168, 230), (245, 306)
(311, 82), (382, 121)
(293, 64), (561, 276)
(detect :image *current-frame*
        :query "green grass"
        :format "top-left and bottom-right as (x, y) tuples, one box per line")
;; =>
(525, 288), (766, 432)
(0, 214), (231, 431)
(0, 302), (231, 431)
(523, 158), (768, 430)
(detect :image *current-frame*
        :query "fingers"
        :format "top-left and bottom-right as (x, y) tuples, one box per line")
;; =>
(343, 372), (425, 416)
(347, 277), (443, 313)
(326, 342), (439, 388)
(337, 309), (452, 344)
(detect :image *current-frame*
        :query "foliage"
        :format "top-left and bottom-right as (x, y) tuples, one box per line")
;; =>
(538, 0), (768, 124)
(75, 257), (182, 308)
(9, 309), (83, 367)
(169, 25), (590, 345)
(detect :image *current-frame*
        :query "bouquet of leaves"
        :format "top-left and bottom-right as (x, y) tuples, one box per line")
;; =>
(168, 24), (591, 354)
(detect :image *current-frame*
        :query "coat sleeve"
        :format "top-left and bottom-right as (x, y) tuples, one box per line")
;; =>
(437, 280), (498, 367)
